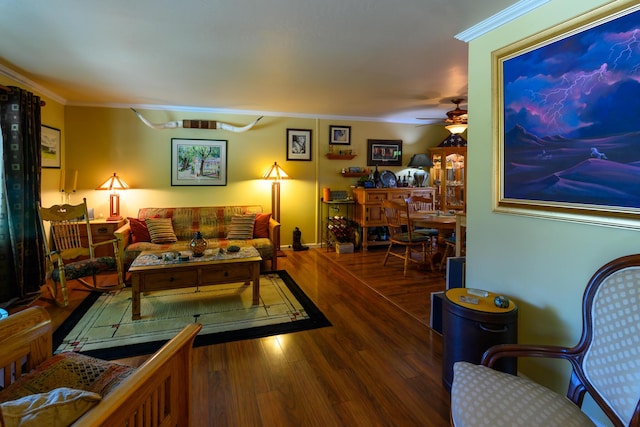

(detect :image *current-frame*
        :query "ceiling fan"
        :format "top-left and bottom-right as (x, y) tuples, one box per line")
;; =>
(417, 98), (468, 134)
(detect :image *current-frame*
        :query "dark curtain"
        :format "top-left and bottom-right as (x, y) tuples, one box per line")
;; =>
(0, 86), (46, 305)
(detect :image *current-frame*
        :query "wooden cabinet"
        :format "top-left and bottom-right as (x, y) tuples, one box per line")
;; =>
(353, 187), (435, 250)
(428, 147), (466, 212)
(78, 219), (126, 257)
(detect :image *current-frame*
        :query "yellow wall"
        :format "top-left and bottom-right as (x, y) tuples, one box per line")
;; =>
(467, 1), (638, 424)
(61, 107), (450, 246)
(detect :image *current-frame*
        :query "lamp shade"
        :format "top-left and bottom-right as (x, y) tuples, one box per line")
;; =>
(263, 162), (289, 181)
(407, 154), (434, 168)
(445, 123), (468, 135)
(96, 172), (129, 191)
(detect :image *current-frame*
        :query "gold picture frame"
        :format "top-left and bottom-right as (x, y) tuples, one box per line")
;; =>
(493, 2), (640, 229)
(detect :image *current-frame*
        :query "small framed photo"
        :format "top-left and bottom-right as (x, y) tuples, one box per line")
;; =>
(287, 128), (312, 161)
(171, 138), (227, 186)
(367, 139), (402, 166)
(329, 125), (351, 145)
(41, 125), (61, 168)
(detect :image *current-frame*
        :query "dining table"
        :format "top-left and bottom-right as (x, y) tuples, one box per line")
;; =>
(408, 211), (457, 241)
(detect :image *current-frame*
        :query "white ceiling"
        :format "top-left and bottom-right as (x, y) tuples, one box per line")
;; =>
(1, 0), (526, 124)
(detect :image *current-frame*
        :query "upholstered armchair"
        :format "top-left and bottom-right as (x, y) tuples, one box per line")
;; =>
(450, 254), (640, 427)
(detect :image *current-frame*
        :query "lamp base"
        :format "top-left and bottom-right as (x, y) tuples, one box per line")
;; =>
(106, 215), (123, 222)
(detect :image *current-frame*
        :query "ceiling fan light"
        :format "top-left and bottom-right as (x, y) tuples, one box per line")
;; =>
(445, 123), (467, 135)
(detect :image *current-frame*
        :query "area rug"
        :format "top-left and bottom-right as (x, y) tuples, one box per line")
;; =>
(53, 270), (331, 360)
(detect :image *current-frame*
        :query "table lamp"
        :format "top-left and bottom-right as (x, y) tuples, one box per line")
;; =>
(407, 154), (434, 187)
(96, 172), (129, 221)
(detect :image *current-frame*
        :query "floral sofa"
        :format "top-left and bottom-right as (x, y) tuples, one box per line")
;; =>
(114, 205), (280, 277)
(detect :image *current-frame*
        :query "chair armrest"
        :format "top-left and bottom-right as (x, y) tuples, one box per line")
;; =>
(73, 322), (202, 426)
(113, 222), (131, 273)
(481, 343), (575, 368)
(91, 238), (118, 249)
(268, 217), (281, 270)
(0, 307), (52, 373)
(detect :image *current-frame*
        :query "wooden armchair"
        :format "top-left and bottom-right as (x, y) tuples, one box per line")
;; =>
(38, 198), (124, 306)
(450, 254), (640, 426)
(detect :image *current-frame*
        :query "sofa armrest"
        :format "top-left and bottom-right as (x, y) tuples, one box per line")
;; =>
(268, 217), (281, 270)
(114, 222), (131, 274)
(0, 307), (52, 377)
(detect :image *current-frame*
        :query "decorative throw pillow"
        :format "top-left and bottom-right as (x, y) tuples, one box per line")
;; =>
(226, 214), (256, 240)
(0, 387), (101, 427)
(145, 218), (178, 243)
(128, 217), (151, 243)
(253, 213), (271, 238)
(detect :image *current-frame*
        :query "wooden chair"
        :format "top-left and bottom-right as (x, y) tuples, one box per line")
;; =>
(450, 254), (640, 427)
(405, 195), (439, 240)
(38, 198), (124, 306)
(381, 199), (434, 275)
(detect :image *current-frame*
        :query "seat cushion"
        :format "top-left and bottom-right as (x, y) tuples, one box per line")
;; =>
(0, 352), (135, 402)
(451, 362), (596, 427)
(51, 257), (117, 282)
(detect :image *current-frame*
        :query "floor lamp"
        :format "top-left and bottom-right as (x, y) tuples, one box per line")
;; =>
(263, 162), (289, 256)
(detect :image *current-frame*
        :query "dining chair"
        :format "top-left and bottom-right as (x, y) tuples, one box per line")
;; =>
(38, 198), (124, 306)
(405, 195), (439, 239)
(381, 199), (434, 275)
(450, 253), (640, 427)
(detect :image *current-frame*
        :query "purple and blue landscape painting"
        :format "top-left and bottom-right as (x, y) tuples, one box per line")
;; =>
(503, 8), (640, 209)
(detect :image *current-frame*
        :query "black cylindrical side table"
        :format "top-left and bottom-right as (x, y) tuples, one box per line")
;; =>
(442, 288), (518, 391)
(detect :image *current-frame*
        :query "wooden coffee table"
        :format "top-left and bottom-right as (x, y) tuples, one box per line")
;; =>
(128, 246), (262, 320)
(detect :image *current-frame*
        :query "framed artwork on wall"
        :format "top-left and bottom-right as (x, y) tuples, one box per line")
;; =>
(329, 125), (351, 145)
(494, 3), (640, 228)
(367, 139), (402, 166)
(287, 128), (312, 161)
(41, 125), (61, 169)
(171, 138), (227, 186)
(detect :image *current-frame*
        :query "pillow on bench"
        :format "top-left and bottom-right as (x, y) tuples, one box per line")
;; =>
(0, 387), (101, 427)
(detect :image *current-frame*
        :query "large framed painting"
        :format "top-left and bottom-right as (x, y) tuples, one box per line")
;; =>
(494, 3), (640, 228)
(171, 138), (227, 186)
(367, 139), (402, 166)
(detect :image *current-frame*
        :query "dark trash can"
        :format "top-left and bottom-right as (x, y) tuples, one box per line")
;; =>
(442, 287), (518, 391)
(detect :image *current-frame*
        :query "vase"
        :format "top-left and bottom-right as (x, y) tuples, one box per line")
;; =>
(189, 231), (208, 257)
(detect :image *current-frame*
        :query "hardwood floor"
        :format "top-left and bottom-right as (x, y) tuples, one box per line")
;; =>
(21, 247), (451, 426)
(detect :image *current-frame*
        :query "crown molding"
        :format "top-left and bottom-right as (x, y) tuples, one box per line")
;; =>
(0, 64), (67, 104)
(455, 0), (551, 42)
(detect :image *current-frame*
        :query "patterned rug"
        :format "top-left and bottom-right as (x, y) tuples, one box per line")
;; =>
(53, 270), (330, 360)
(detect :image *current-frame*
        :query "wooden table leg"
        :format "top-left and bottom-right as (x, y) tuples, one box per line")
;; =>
(132, 274), (141, 320)
(252, 262), (260, 305)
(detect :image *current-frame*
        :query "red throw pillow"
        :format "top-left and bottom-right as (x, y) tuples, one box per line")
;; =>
(128, 217), (151, 243)
(253, 213), (271, 238)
